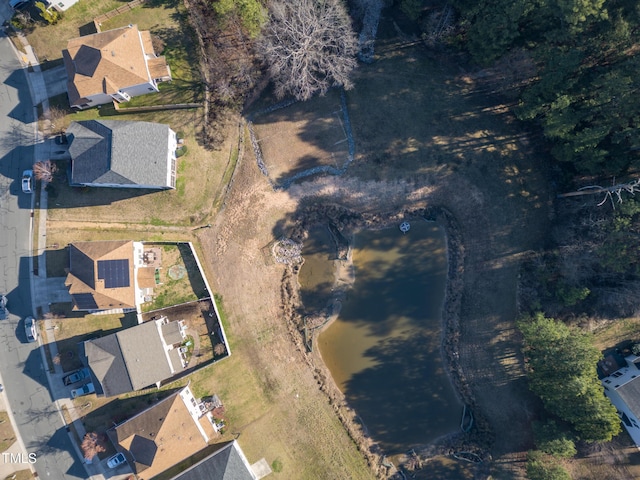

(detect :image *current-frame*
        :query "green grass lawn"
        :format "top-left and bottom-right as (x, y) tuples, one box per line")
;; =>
(26, 0), (126, 62)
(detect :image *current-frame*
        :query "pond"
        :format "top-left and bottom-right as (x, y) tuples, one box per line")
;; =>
(301, 221), (461, 456)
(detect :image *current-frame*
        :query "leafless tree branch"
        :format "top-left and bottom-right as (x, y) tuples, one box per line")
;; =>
(258, 0), (358, 101)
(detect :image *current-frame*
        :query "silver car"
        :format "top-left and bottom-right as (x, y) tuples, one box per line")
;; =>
(0, 295), (6, 320)
(21, 170), (33, 194)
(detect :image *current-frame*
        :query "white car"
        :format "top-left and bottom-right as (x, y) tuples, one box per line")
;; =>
(24, 316), (37, 343)
(21, 170), (33, 194)
(70, 383), (95, 398)
(106, 452), (127, 469)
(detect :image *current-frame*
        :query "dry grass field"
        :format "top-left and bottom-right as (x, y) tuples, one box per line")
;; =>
(251, 88), (350, 186)
(0, 412), (17, 452)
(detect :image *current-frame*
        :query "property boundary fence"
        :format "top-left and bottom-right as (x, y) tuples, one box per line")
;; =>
(112, 101), (203, 113)
(94, 0), (147, 29)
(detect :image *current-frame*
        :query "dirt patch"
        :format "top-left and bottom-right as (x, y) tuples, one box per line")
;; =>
(250, 88), (350, 186)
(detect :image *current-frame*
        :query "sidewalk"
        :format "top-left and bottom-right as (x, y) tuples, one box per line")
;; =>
(9, 28), (110, 480)
(0, 389), (33, 479)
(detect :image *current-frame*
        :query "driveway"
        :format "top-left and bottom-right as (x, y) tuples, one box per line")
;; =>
(41, 65), (68, 99)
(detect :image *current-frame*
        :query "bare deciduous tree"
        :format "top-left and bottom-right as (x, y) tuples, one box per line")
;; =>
(33, 160), (57, 184)
(81, 432), (105, 461)
(258, 0), (358, 101)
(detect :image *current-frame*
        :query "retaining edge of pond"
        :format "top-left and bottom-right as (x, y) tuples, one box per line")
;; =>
(278, 203), (494, 478)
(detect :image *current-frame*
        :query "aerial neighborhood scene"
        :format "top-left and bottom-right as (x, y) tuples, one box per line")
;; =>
(0, 0), (639, 479)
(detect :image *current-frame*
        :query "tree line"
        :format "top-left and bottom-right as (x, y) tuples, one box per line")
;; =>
(449, 0), (640, 176)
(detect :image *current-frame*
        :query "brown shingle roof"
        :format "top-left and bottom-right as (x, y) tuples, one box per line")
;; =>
(108, 387), (207, 478)
(65, 241), (136, 310)
(63, 24), (168, 105)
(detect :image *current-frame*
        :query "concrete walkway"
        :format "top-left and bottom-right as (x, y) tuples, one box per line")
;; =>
(0, 388), (33, 479)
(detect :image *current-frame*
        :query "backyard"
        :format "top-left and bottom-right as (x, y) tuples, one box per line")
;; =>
(250, 88), (350, 187)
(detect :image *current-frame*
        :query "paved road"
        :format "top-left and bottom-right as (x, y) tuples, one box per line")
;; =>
(0, 29), (86, 479)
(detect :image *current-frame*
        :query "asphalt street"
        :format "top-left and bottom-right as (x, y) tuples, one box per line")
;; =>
(0, 26), (87, 479)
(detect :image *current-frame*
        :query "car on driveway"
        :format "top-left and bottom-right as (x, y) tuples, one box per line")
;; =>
(21, 170), (33, 193)
(70, 383), (95, 398)
(106, 452), (127, 469)
(0, 295), (7, 320)
(63, 368), (90, 386)
(24, 316), (37, 342)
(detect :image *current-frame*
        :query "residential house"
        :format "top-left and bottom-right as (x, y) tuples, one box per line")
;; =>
(48, 0), (79, 12)
(83, 316), (189, 397)
(600, 354), (640, 446)
(107, 385), (214, 479)
(66, 120), (177, 189)
(63, 24), (171, 109)
(65, 240), (158, 312)
(170, 440), (259, 480)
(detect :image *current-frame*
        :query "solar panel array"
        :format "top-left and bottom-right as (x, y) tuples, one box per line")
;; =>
(72, 293), (99, 310)
(97, 259), (130, 288)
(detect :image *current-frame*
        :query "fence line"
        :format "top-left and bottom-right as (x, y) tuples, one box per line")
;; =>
(112, 101), (202, 113)
(94, 0), (146, 27)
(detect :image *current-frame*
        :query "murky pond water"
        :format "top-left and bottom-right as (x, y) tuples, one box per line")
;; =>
(302, 221), (461, 456)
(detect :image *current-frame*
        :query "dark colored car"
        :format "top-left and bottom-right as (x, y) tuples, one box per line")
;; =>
(63, 368), (90, 386)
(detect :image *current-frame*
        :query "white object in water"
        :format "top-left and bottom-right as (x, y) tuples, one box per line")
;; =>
(399, 221), (410, 233)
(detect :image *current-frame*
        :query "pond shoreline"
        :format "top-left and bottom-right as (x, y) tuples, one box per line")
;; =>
(280, 203), (493, 478)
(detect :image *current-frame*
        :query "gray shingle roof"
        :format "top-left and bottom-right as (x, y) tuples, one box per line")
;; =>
(67, 120), (173, 188)
(618, 377), (640, 421)
(171, 441), (257, 480)
(117, 321), (172, 390)
(85, 335), (133, 397)
(86, 320), (174, 396)
(161, 321), (183, 346)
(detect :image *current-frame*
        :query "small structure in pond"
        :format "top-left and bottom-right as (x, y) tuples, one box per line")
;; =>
(399, 221), (410, 234)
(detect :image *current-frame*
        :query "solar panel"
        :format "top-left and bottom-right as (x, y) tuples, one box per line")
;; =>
(73, 293), (99, 310)
(97, 259), (130, 288)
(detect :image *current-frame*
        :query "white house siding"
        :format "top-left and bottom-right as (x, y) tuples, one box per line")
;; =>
(601, 355), (640, 446)
(121, 81), (159, 99)
(166, 129), (177, 188)
(49, 0), (79, 12)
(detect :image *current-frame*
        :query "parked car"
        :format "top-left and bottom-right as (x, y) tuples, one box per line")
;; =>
(9, 0), (30, 9)
(0, 295), (7, 320)
(63, 368), (90, 386)
(21, 170), (33, 194)
(70, 383), (95, 398)
(106, 452), (127, 469)
(24, 316), (37, 343)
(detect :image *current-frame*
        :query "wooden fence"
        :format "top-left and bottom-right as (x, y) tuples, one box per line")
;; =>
(94, 0), (146, 28)
(112, 101), (203, 113)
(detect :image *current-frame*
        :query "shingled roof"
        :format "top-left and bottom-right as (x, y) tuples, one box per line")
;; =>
(85, 320), (174, 397)
(171, 441), (258, 480)
(63, 24), (169, 106)
(67, 120), (174, 188)
(65, 240), (136, 311)
(108, 386), (208, 478)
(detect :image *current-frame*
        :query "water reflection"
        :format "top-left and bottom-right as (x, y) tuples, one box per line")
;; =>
(305, 222), (461, 455)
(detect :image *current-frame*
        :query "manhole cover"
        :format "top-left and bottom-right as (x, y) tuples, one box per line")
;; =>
(168, 264), (187, 280)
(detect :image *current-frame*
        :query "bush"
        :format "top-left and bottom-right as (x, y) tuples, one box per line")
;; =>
(176, 145), (188, 157)
(35, 2), (61, 24)
(533, 420), (576, 458)
(527, 451), (571, 480)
